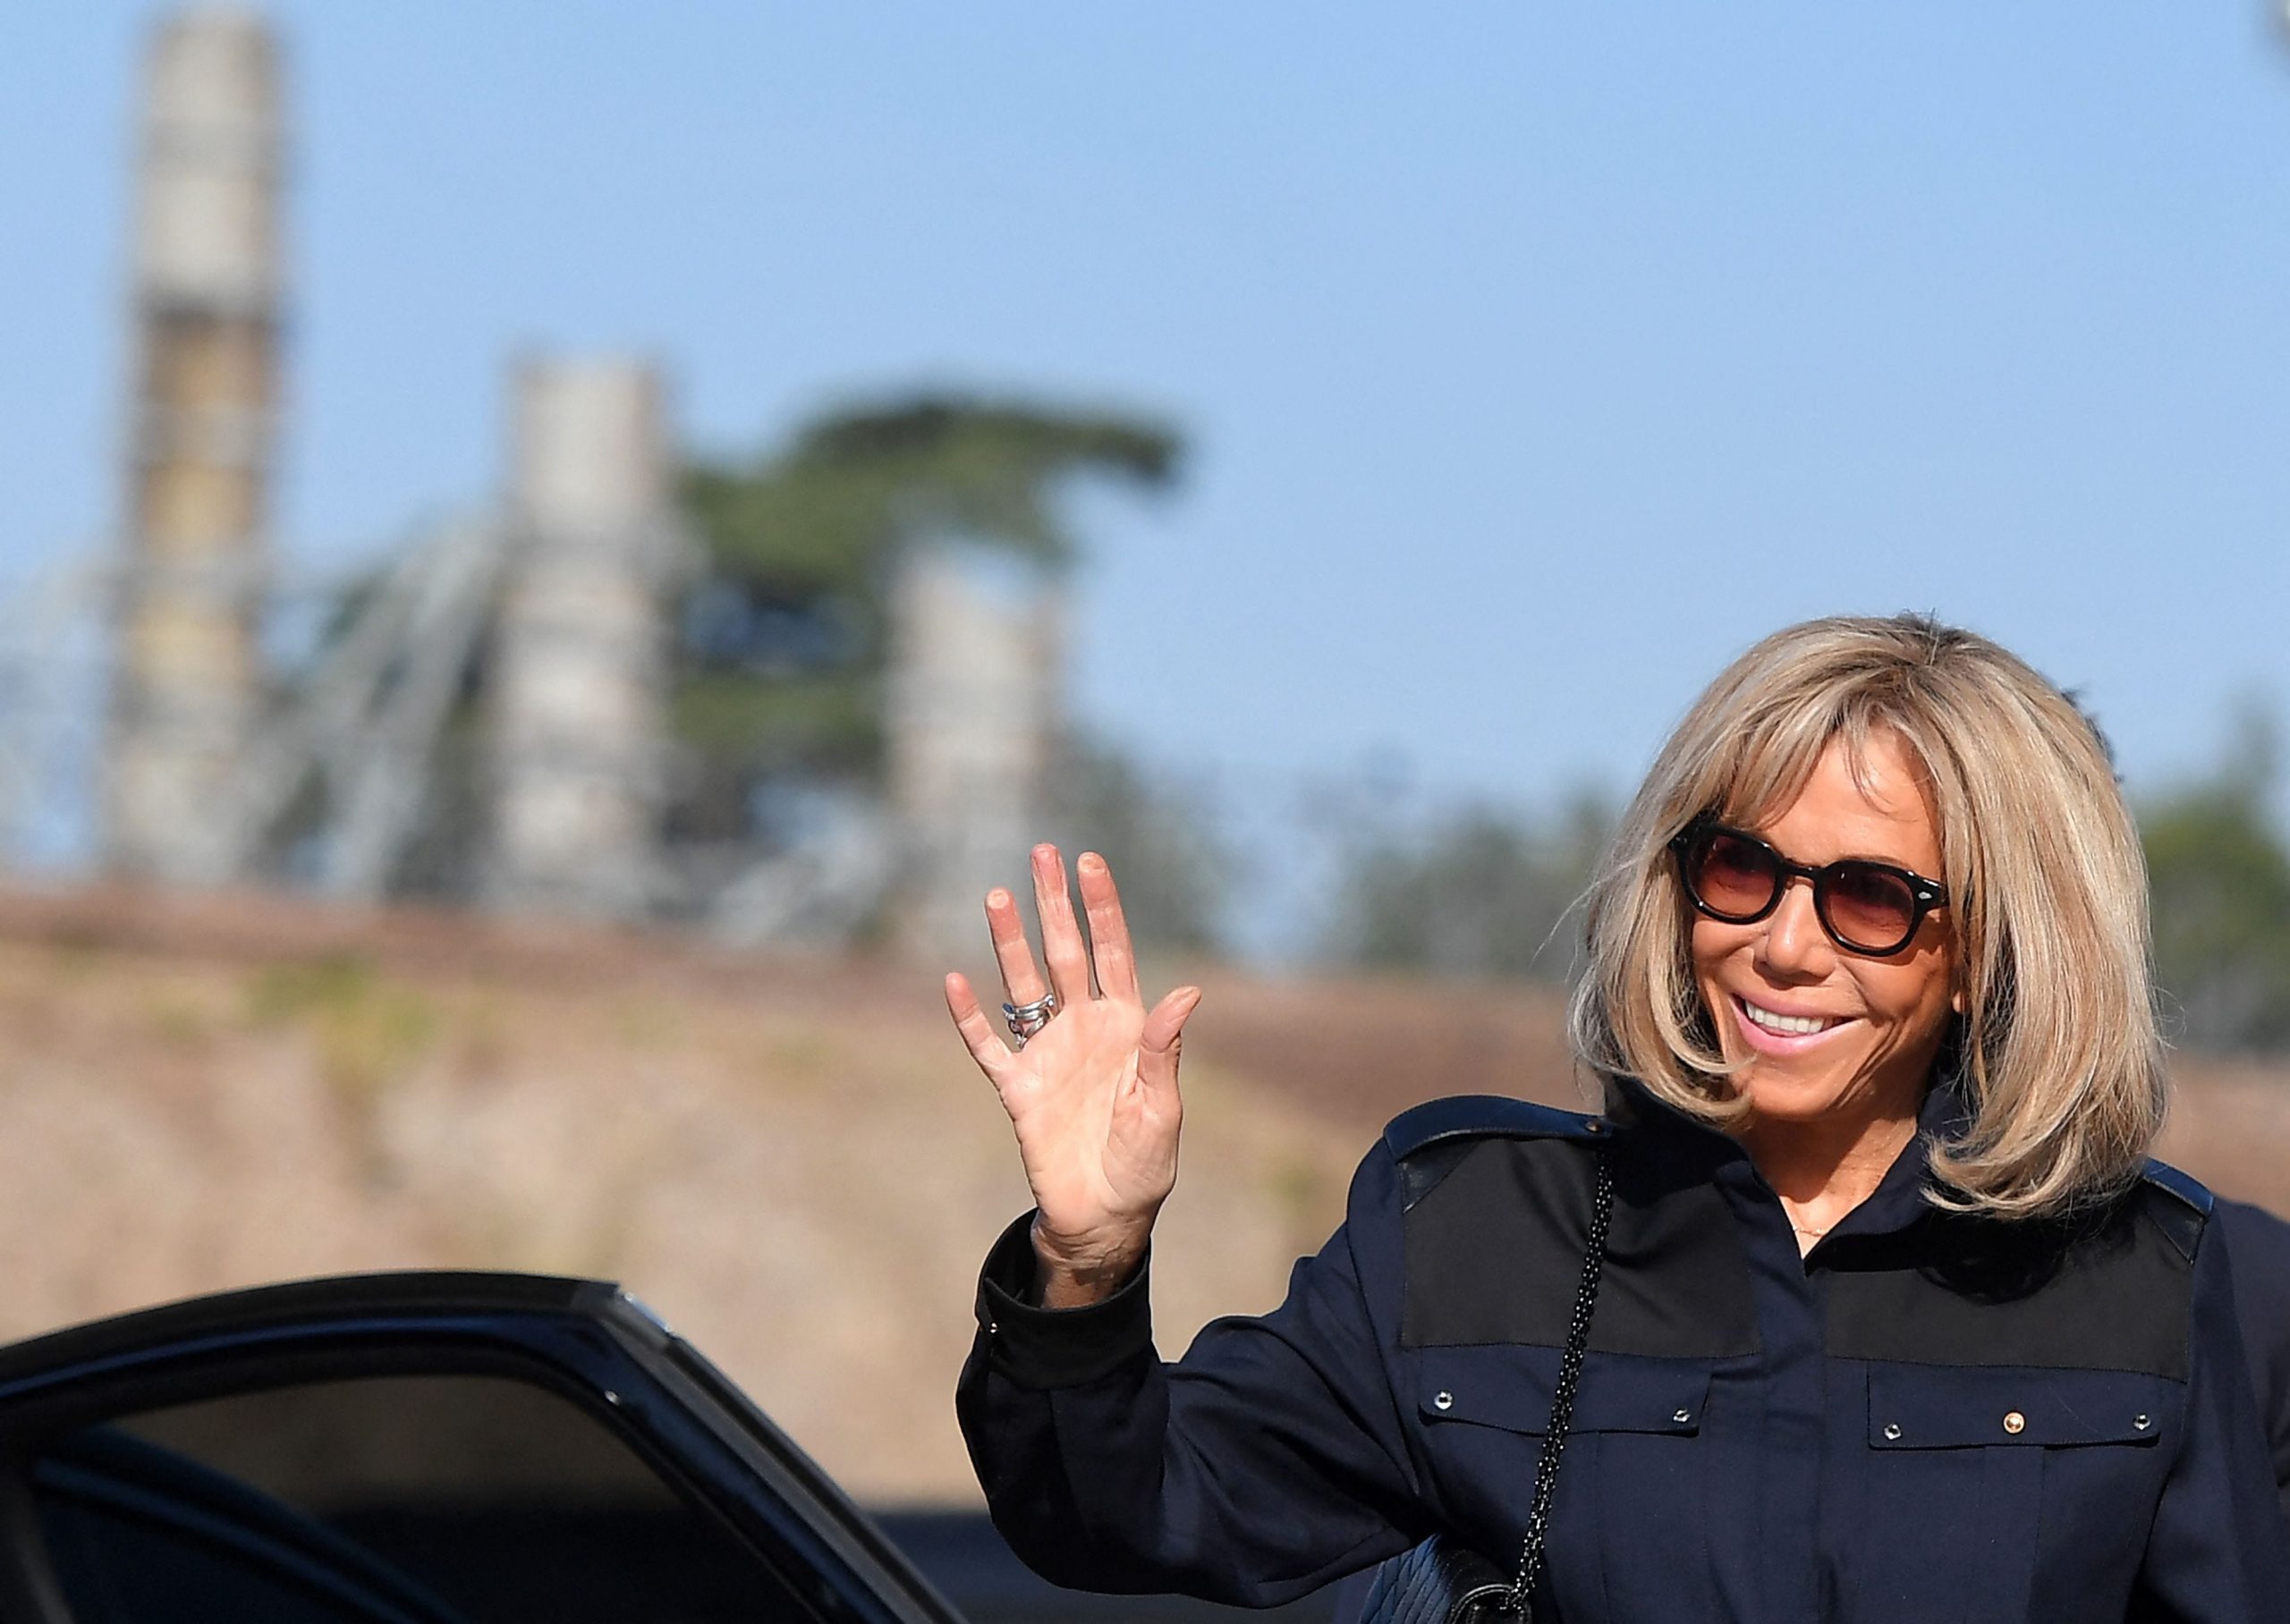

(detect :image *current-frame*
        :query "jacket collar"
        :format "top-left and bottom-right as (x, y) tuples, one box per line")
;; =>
(1603, 1065), (1973, 1239)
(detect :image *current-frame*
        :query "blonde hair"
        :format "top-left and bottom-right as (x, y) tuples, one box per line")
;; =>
(1569, 613), (2166, 1221)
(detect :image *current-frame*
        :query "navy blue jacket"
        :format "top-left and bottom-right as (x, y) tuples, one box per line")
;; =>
(958, 1082), (2290, 1621)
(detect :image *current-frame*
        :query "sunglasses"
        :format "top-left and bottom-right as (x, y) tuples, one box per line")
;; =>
(1667, 816), (1948, 958)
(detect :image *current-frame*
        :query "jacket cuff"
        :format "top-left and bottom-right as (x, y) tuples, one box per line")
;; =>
(974, 1210), (1155, 1388)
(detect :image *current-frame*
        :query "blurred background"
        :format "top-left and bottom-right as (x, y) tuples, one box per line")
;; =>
(4, 2), (2290, 1614)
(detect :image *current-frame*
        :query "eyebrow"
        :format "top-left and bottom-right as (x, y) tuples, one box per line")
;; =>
(1731, 826), (1933, 871)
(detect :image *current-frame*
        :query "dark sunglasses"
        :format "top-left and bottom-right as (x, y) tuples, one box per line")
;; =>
(1667, 816), (1948, 958)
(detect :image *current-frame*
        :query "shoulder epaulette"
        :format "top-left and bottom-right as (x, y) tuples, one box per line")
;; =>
(1383, 1095), (1607, 1212)
(2139, 1158), (2214, 1265)
(1383, 1094), (1608, 1162)
(2142, 1158), (2215, 1216)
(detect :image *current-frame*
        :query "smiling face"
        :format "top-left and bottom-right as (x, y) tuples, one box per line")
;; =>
(1690, 729), (1961, 1129)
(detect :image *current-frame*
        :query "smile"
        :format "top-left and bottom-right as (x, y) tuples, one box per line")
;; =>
(1735, 997), (1848, 1042)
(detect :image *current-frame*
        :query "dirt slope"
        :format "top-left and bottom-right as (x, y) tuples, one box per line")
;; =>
(0, 884), (1365, 1503)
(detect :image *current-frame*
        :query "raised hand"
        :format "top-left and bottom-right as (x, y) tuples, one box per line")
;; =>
(946, 844), (1200, 1307)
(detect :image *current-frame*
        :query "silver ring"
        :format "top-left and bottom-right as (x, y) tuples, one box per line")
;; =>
(1003, 993), (1058, 1045)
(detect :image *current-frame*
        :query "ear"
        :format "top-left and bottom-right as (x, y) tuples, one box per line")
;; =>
(1950, 983), (1966, 1015)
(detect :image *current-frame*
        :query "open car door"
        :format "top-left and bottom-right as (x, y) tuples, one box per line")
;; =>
(0, 1273), (966, 1624)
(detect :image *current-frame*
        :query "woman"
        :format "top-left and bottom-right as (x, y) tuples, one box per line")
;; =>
(947, 614), (2290, 1621)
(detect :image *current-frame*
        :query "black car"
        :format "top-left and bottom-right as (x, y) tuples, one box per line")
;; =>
(0, 1271), (965, 1623)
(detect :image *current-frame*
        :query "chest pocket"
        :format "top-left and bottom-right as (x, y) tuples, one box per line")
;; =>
(1857, 1364), (2179, 1624)
(1867, 1365), (2172, 1451)
(1415, 1347), (1718, 1620)
(1417, 1347), (1709, 1436)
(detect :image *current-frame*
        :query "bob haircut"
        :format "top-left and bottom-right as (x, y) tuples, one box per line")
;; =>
(1569, 613), (2166, 1222)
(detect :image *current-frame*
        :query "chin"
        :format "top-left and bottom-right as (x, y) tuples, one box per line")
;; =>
(1730, 1063), (1863, 1123)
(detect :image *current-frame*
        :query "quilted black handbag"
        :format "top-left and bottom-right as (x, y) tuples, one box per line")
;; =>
(1354, 1147), (1613, 1624)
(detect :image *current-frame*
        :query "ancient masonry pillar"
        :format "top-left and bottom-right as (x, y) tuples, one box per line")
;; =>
(885, 546), (1065, 957)
(486, 359), (674, 918)
(101, 7), (283, 884)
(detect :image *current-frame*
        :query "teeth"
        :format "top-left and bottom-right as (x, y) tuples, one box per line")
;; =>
(1743, 1001), (1838, 1036)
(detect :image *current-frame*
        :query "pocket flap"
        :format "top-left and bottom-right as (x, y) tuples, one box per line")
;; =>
(1418, 1347), (1710, 1436)
(1866, 1364), (2176, 1450)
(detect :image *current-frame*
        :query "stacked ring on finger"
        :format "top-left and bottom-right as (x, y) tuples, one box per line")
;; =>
(1003, 993), (1058, 1045)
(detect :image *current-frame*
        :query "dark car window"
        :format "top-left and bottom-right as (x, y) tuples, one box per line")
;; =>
(33, 1373), (822, 1622)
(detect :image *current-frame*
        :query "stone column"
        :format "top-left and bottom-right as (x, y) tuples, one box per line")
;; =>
(486, 359), (674, 918)
(102, 7), (283, 884)
(884, 544), (1064, 956)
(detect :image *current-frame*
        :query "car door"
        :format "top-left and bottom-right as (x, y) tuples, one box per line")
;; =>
(0, 1272), (967, 1624)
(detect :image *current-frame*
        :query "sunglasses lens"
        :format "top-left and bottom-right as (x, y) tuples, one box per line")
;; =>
(1823, 863), (1921, 952)
(1690, 830), (1780, 919)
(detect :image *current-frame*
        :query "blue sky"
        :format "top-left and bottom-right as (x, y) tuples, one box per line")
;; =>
(7, 4), (2290, 841)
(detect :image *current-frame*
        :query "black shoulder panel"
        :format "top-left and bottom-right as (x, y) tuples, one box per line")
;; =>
(1384, 1095), (1607, 1214)
(2140, 1159), (2215, 1265)
(1827, 1196), (2201, 1379)
(1396, 1130), (1760, 1357)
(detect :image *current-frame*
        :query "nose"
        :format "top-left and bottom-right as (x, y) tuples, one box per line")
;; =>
(1754, 874), (1835, 979)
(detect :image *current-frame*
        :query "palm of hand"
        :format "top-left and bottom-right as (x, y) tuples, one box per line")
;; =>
(997, 994), (1177, 1235)
(944, 846), (1202, 1285)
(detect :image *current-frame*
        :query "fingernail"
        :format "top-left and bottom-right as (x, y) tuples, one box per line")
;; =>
(1079, 851), (1105, 874)
(986, 889), (1010, 909)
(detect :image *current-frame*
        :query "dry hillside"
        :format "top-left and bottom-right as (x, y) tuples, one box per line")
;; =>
(0, 882), (2280, 1505)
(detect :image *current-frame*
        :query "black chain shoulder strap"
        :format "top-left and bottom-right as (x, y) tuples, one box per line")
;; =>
(1505, 1146), (1613, 1614)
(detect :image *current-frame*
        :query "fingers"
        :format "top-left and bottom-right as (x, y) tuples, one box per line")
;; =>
(986, 886), (1047, 1010)
(1031, 843), (1092, 1006)
(945, 972), (1014, 1087)
(1077, 851), (1140, 1004)
(1137, 985), (1202, 1095)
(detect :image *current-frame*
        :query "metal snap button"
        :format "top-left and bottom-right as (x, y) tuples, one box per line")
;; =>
(2133, 1414), (2151, 1432)
(1433, 1391), (1455, 1412)
(1672, 1408), (1692, 1424)
(1882, 1423), (1903, 1441)
(2002, 1410), (2026, 1435)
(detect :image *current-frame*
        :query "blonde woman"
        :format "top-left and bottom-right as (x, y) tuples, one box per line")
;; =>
(950, 614), (2290, 1621)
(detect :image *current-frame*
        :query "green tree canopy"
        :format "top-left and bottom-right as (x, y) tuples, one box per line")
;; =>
(1322, 791), (1616, 983)
(2142, 706), (2290, 1053)
(671, 394), (1181, 834)
(685, 397), (1178, 591)
(1038, 736), (1230, 952)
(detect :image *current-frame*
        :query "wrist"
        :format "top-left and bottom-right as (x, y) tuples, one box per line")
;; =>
(1030, 1215), (1149, 1307)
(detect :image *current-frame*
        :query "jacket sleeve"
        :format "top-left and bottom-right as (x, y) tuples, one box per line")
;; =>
(2133, 1205), (2290, 1620)
(954, 1140), (1430, 1607)
(2214, 1197), (2290, 1534)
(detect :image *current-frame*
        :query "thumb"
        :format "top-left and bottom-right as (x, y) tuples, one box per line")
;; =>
(1138, 985), (1202, 1094)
